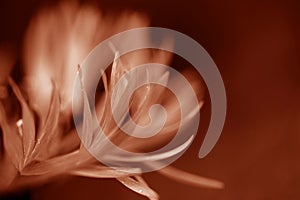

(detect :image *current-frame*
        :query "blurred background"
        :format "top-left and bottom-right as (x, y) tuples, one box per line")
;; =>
(0, 0), (300, 199)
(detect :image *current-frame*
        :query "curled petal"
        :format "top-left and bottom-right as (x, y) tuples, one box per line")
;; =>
(117, 176), (159, 200)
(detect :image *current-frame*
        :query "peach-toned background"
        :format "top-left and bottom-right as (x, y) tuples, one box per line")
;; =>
(0, 0), (299, 199)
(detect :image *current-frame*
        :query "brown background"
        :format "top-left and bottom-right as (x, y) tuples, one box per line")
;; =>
(0, 0), (300, 199)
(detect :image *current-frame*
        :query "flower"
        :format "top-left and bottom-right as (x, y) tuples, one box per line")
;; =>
(0, 1), (223, 199)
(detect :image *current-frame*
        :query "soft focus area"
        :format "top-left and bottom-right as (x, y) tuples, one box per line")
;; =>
(0, 0), (299, 199)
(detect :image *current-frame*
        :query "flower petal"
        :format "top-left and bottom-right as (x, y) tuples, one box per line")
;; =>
(8, 77), (36, 165)
(158, 165), (224, 189)
(0, 103), (23, 170)
(30, 80), (60, 161)
(117, 176), (159, 200)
